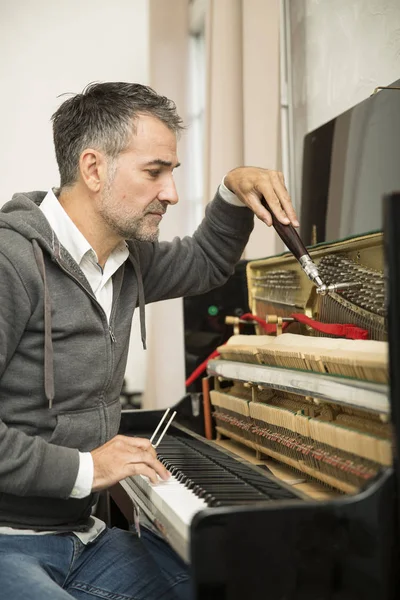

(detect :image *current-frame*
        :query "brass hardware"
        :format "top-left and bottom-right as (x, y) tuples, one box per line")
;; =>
(225, 315), (294, 327)
(225, 316), (241, 335)
(276, 317), (283, 336)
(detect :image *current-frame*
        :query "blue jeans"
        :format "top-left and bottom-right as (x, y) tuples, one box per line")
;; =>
(0, 526), (193, 600)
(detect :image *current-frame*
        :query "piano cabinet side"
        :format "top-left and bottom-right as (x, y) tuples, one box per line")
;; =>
(108, 482), (137, 529)
(190, 469), (398, 600)
(106, 465), (398, 599)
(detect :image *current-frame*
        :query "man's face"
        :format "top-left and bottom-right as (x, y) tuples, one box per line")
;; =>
(98, 113), (180, 242)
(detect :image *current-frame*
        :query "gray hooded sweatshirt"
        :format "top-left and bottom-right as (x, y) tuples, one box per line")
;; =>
(0, 190), (253, 530)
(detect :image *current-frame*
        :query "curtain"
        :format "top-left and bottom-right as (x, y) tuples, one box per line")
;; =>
(141, 0), (282, 409)
(204, 0), (283, 259)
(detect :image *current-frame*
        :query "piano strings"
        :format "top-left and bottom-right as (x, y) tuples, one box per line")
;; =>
(249, 234), (386, 341)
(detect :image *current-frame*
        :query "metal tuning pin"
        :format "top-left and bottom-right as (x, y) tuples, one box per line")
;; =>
(150, 408), (177, 448)
(316, 281), (362, 296)
(261, 197), (324, 288)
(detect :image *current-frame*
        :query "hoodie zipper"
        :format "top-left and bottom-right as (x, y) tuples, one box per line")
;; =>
(53, 258), (118, 390)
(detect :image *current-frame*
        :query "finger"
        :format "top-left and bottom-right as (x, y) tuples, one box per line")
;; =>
(124, 462), (160, 484)
(125, 449), (170, 481)
(150, 457), (170, 481)
(275, 173), (299, 226)
(232, 189), (273, 226)
(255, 180), (290, 225)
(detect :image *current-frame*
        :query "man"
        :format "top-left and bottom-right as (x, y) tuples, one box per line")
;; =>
(0, 82), (298, 599)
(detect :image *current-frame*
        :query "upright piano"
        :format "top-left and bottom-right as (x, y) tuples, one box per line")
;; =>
(110, 193), (400, 600)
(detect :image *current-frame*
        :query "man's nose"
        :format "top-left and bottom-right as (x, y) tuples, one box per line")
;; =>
(158, 175), (179, 205)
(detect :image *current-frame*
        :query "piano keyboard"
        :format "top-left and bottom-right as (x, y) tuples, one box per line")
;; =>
(121, 433), (301, 562)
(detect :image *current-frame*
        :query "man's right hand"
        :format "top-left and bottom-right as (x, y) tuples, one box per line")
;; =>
(90, 435), (170, 491)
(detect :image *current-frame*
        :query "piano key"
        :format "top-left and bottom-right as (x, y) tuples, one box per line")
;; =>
(131, 472), (208, 539)
(122, 432), (301, 562)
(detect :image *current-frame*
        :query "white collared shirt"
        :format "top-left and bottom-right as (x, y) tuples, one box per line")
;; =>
(40, 189), (129, 322)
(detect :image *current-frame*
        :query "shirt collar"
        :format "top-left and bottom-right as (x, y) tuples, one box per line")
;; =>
(39, 188), (128, 267)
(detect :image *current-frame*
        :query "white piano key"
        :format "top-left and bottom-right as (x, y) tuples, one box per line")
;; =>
(134, 474), (208, 540)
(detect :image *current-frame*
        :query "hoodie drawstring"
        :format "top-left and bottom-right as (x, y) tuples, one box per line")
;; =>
(128, 254), (147, 350)
(30, 242), (146, 409)
(32, 240), (55, 409)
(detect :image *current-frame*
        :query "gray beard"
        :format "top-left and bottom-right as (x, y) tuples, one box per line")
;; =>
(100, 209), (161, 242)
(99, 192), (164, 242)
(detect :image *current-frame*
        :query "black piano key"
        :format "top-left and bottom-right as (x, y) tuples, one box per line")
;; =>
(148, 433), (300, 505)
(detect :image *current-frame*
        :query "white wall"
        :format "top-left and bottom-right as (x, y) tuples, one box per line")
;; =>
(0, 0), (149, 202)
(289, 0), (400, 205)
(0, 0), (150, 392)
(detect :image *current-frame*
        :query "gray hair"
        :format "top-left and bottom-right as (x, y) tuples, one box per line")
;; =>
(51, 82), (184, 188)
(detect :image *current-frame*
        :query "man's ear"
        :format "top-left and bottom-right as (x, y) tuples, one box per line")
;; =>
(79, 149), (107, 192)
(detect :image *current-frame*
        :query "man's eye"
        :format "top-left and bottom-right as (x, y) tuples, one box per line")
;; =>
(147, 170), (161, 178)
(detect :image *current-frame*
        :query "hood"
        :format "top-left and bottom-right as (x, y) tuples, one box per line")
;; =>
(0, 192), (59, 408)
(0, 191), (57, 253)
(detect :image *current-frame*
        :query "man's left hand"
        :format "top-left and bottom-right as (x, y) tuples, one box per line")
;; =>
(224, 167), (299, 227)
